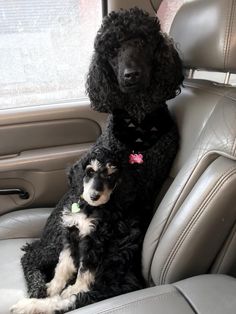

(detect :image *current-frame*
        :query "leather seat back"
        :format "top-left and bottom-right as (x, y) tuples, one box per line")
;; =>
(143, 0), (236, 286)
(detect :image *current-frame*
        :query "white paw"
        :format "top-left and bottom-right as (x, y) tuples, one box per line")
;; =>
(61, 281), (90, 299)
(61, 285), (79, 299)
(46, 280), (64, 297)
(10, 298), (40, 314)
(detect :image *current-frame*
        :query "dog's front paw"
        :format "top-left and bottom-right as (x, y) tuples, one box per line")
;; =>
(46, 279), (65, 297)
(61, 281), (90, 299)
(61, 285), (79, 299)
(10, 298), (39, 314)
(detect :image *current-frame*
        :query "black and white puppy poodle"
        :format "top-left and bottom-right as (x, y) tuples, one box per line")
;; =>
(11, 148), (143, 314)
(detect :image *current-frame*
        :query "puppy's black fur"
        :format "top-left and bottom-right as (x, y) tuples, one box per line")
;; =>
(18, 148), (143, 313)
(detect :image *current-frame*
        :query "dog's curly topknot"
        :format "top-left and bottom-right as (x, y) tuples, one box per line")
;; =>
(86, 7), (184, 114)
(94, 8), (161, 57)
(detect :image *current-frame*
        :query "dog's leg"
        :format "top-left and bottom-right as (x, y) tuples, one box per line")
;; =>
(21, 243), (53, 298)
(10, 295), (77, 314)
(61, 265), (95, 299)
(47, 248), (76, 297)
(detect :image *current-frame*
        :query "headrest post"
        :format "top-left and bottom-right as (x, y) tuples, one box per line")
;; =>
(188, 69), (195, 79)
(224, 72), (231, 85)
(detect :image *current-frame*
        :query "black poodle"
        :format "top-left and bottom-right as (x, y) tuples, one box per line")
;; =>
(11, 148), (143, 313)
(87, 8), (183, 230)
(11, 8), (183, 313)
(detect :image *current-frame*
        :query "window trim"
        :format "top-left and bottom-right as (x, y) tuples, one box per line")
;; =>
(102, 0), (108, 17)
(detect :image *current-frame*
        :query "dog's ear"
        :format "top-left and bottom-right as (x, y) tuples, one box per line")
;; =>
(152, 33), (184, 102)
(67, 155), (89, 189)
(86, 53), (122, 113)
(86, 53), (111, 112)
(67, 162), (80, 187)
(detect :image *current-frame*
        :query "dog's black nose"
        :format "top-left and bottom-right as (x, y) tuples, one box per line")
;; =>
(124, 68), (141, 83)
(90, 192), (100, 201)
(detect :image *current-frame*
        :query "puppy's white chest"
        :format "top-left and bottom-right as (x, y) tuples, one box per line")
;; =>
(62, 209), (96, 237)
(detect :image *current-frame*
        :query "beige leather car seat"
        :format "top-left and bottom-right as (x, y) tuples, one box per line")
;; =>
(143, 0), (236, 285)
(1, 0), (236, 313)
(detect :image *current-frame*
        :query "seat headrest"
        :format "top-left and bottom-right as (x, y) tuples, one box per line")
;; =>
(169, 0), (236, 73)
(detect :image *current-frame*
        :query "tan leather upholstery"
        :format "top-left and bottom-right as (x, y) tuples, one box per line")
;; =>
(143, 0), (236, 285)
(1, 240), (236, 314)
(52, 275), (236, 314)
(144, 153), (236, 285)
(170, 0), (236, 73)
(0, 208), (53, 240)
(0, 102), (106, 215)
(0, 239), (29, 313)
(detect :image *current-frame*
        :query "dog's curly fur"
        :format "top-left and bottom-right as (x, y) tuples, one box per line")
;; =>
(86, 8), (184, 229)
(12, 8), (184, 313)
(12, 147), (144, 313)
(86, 8), (183, 117)
(11, 148), (143, 314)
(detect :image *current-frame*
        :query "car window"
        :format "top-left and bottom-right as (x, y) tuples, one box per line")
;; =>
(158, 0), (185, 33)
(0, 0), (102, 109)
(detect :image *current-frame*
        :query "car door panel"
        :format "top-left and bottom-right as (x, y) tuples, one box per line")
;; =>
(0, 119), (100, 156)
(0, 100), (107, 215)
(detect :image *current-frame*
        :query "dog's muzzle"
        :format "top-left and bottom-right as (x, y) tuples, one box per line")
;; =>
(90, 191), (101, 201)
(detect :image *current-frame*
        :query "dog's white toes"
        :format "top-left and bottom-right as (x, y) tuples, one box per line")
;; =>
(61, 285), (78, 299)
(46, 280), (64, 297)
(10, 299), (28, 314)
(10, 298), (39, 314)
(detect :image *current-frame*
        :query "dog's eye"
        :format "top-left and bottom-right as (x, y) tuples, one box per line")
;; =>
(101, 173), (113, 180)
(86, 168), (95, 177)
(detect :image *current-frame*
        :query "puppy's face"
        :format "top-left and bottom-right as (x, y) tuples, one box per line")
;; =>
(82, 158), (120, 206)
(109, 38), (153, 94)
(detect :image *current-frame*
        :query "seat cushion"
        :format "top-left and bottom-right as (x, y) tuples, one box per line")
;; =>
(69, 284), (195, 314)
(174, 275), (236, 314)
(69, 275), (236, 314)
(0, 208), (53, 240)
(0, 238), (32, 314)
(1, 238), (236, 314)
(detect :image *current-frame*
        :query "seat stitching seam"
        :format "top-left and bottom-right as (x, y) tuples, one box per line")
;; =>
(147, 154), (209, 282)
(148, 90), (234, 283)
(160, 166), (236, 284)
(213, 226), (236, 273)
(148, 151), (216, 283)
(232, 123), (236, 155)
(183, 82), (236, 102)
(161, 167), (236, 283)
(174, 285), (198, 314)
(159, 93), (218, 229)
